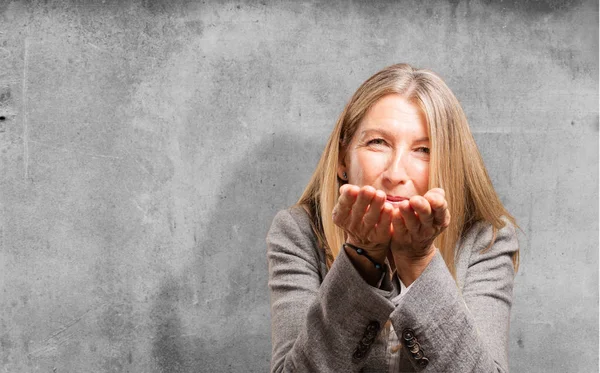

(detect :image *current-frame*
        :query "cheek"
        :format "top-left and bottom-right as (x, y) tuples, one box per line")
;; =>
(350, 152), (387, 183)
(411, 162), (430, 192)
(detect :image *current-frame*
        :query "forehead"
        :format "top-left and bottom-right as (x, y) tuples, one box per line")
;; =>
(359, 94), (428, 136)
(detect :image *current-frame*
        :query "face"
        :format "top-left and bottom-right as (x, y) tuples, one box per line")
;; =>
(338, 94), (430, 208)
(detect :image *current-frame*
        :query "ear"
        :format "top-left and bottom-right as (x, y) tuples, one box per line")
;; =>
(337, 150), (348, 181)
(337, 165), (347, 181)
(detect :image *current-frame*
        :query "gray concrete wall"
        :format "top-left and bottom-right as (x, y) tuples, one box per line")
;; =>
(0, 0), (597, 372)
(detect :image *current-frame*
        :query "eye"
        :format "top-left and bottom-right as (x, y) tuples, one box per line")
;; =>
(416, 147), (430, 154)
(367, 138), (386, 146)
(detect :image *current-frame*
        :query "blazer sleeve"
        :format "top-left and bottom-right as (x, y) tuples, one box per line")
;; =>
(266, 208), (396, 373)
(389, 217), (519, 372)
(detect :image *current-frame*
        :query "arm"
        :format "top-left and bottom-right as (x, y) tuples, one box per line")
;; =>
(389, 218), (518, 372)
(266, 208), (396, 373)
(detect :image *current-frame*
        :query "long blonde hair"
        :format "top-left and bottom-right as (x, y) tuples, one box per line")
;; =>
(297, 63), (519, 279)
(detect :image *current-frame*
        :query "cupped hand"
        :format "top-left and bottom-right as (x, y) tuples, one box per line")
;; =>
(332, 184), (394, 261)
(390, 188), (451, 259)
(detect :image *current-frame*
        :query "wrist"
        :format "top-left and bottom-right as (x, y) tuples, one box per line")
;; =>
(345, 238), (388, 264)
(343, 243), (388, 287)
(393, 246), (436, 286)
(394, 246), (436, 263)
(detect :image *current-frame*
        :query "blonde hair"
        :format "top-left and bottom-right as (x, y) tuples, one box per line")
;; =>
(297, 63), (520, 279)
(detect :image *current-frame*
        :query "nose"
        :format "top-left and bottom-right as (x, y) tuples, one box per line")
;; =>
(384, 149), (409, 186)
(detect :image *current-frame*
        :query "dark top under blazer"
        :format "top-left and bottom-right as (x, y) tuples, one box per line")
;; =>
(266, 206), (518, 372)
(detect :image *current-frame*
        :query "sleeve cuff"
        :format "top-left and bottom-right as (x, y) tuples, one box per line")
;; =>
(390, 270), (411, 305)
(319, 246), (397, 322)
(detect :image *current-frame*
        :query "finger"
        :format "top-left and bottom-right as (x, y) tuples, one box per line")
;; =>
(363, 190), (386, 229)
(333, 184), (359, 225)
(424, 189), (445, 209)
(428, 188), (445, 198)
(391, 206), (407, 236)
(349, 186), (376, 230)
(423, 191), (448, 226)
(337, 184), (360, 209)
(410, 195), (433, 226)
(399, 199), (420, 232)
(373, 201), (394, 239)
(441, 209), (451, 229)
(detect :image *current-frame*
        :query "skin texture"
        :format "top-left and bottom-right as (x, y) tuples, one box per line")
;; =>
(332, 94), (451, 286)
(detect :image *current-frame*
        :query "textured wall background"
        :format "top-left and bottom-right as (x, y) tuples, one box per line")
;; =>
(0, 0), (597, 372)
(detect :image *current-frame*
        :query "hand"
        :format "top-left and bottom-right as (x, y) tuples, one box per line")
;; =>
(390, 188), (451, 260)
(332, 184), (394, 262)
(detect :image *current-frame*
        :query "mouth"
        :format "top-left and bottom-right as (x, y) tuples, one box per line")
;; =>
(386, 195), (408, 202)
(386, 196), (409, 208)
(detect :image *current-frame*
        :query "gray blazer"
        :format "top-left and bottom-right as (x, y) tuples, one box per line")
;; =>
(266, 206), (518, 372)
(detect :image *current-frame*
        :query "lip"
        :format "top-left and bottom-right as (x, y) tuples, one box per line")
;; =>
(386, 195), (409, 202)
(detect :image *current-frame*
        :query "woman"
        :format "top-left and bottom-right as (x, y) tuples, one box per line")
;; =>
(266, 63), (520, 372)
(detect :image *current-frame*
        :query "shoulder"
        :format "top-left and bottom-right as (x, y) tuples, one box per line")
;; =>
(268, 206), (313, 238)
(266, 205), (323, 274)
(454, 217), (520, 306)
(459, 216), (519, 266)
(267, 206), (318, 251)
(468, 216), (518, 251)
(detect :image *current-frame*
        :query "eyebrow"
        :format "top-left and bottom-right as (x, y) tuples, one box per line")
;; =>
(360, 129), (394, 138)
(360, 129), (429, 143)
